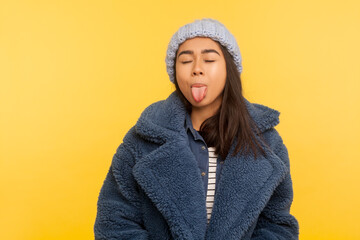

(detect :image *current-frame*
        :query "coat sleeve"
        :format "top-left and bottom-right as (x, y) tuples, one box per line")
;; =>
(251, 128), (300, 240)
(94, 142), (149, 240)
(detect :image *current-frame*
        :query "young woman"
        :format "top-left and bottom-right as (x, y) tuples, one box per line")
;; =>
(94, 18), (299, 240)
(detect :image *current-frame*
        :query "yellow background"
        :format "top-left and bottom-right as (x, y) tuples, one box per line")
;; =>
(1, 0), (359, 239)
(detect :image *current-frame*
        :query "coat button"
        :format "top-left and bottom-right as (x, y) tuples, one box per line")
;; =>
(201, 145), (206, 150)
(201, 172), (206, 176)
(220, 161), (224, 164)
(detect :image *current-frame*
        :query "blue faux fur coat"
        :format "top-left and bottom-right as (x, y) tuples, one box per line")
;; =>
(94, 91), (299, 240)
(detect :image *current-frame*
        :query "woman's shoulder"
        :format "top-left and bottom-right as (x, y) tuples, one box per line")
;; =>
(117, 124), (159, 157)
(262, 127), (286, 147)
(112, 100), (172, 163)
(243, 97), (281, 133)
(261, 127), (291, 169)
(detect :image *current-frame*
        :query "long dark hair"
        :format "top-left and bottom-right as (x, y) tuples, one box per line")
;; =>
(174, 40), (269, 160)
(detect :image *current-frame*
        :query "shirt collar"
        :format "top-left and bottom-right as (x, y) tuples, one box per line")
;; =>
(184, 111), (203, 141)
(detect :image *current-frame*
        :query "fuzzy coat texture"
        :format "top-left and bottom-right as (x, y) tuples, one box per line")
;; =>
(94, 91), (299, 240)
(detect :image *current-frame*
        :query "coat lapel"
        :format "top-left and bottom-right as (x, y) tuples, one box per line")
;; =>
(204, 139), (288, 239)
(130, 91), (287, 239)
(132, 138), (208, 240)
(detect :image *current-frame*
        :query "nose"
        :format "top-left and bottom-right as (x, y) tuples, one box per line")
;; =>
(192, 60), (204, 77)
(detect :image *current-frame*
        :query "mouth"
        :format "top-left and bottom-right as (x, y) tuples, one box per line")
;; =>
(191, 84), (207, 103)
(191, 83), (207, 88)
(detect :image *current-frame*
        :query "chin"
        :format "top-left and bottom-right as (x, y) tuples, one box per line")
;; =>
(192, 101), (208, 107)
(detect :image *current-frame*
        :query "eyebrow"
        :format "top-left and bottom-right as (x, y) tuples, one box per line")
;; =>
(177, 49), (220, 58)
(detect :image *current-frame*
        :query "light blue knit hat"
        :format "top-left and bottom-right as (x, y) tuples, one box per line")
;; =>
(165, 18), (242, 83)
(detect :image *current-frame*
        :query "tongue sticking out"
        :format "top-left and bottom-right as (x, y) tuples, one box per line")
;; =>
(191, 86), (207, 103)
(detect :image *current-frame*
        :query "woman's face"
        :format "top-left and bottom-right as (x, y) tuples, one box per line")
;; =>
(175, 37), (227, 112)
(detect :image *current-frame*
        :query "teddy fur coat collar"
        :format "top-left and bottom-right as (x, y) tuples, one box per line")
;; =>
(128, 91), (289, 239)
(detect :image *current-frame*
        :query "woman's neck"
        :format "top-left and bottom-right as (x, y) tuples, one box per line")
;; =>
(190, 105), (219, 131)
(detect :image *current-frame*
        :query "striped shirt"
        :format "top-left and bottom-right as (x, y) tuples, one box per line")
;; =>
(206, 147), (218, 224)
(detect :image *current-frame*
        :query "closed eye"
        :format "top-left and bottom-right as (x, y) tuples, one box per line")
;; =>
(181, 60), (215, 64)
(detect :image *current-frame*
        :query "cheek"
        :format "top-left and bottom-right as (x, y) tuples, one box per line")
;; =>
(176, 66), (190, 90)
(175, 76), (190, 97)
(177, 80), (187, 95)
(209, 63), (227, 87)
(208, 60), (226, 75)
(176, 63), (189, 79)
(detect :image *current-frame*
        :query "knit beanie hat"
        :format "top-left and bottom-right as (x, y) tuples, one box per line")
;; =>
(165, 18), (242, 83)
